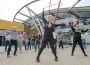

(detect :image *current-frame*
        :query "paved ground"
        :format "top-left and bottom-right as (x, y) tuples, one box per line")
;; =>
(0, 45), (90, 65)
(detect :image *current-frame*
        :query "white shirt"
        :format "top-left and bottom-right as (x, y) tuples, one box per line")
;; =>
(53, 32), (57, 39)
(5, 35), (11, 41)
(81, 34), (86, 39)
(11, 31), (18, 40)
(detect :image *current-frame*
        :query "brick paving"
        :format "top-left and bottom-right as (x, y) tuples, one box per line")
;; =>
(0, 45), (90, 65)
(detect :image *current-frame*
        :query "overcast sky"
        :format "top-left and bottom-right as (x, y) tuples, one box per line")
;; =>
(0, 0), (90, 22)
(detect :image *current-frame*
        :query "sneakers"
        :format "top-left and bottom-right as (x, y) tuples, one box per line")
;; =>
(84, 54), (88, 57)
(36, 56), (58, 62)
(7, 54), (17, 58)
(13, 53), (18, 56)
(7, 55), (10, 58)
(55, 56), (58, 61)
(71, 53), (88, 57)
(71, 54), (74, 56)
(14, 54), (18, 56)
(36, 57), (40, 62)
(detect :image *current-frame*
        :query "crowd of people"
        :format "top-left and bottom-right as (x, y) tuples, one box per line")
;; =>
(2, 10), (89, 63)
(4, 26), (64, 57)
(4, 26), (42, 57)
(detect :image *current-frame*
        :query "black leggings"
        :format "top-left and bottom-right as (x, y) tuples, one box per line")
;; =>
(37, 37), (57, 58)
(35, 41), (40, 51)
(59, 41), (63, 49)
(72, 37), (86, 55)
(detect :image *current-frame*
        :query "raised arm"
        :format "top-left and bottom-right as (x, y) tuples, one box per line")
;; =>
(71, 25), (75, 32)
(42, 10), (47, 23)
(81, 29), (89, 33)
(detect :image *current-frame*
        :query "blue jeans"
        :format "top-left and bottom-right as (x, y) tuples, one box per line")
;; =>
(22, 41), (27, 50)
(82, 39), (86, 49)
(5, 40), (10, 52)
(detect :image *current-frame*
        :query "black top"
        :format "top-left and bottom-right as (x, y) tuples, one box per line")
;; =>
(42, 10), (66, 38)
(44, 24), (65, 38)
(44, 25), (54, 38)
(71, 25), (89, 38)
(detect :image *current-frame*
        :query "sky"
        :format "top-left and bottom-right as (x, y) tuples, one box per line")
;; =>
(0, 0), (90, 22)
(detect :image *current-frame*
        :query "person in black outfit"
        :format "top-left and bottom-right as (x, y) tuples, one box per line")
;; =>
(36, 10), (65, 62)
(28, 35), (31, 50)
(35, 34), (41, 52)
(71, 25), (89, 56)
(31, 35), (35, 49)
(59, 40), (63, 49)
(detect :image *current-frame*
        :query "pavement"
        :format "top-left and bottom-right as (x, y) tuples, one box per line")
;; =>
(0, 45), (90, 65)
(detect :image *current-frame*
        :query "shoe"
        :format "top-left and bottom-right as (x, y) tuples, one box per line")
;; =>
(36, 57), (40, 62)
(71, 54), (74, 56)
(7, 55), (10, 58)
(84, 54), (88, 57)
(55, 56), (58, 61)
(14, 54), (18, 56)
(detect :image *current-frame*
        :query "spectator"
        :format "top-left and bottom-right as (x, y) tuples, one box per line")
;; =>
(7, 26), (18, 57)
(22, 32), (27, 50)
(5, 31), (11, 52)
